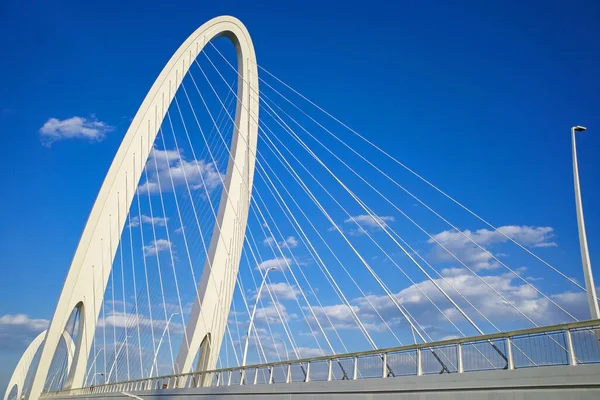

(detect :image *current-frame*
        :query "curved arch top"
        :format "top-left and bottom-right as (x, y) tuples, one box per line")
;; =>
(27, 15), (259, 399)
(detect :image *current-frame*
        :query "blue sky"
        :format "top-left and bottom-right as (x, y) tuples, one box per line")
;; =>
(1, 0), (600, 391)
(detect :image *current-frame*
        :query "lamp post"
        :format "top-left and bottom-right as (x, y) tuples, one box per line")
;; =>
(280, 339), (290, 361)
(150, 312), (179, 377)
(92, 373), (104, 386)
(571, 125), (600, 320)
(107, 336), (131, 382)
(85, 348), (104, 386)
(242, 267), (277, 367)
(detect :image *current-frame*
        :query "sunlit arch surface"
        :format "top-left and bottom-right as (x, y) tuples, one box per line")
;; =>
(28, 15), (258, 400)
(3, 331), (75, 400)
(4, 331), (45, 400)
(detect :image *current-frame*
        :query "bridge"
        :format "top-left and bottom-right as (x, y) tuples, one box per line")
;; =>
(4, 16), (600, 400)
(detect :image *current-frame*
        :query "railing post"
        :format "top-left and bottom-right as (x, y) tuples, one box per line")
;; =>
(254, 367), (259, 385)
(566, 328), (577, 366)
(269, 366), (274, 384)
(382, 352), (387, 378)
(240, 368), (245, 385)
(417, 348), (423, 376)
(286, 364), (291, 383)
(458, 343), (464, 373)
(506, 337), (515, 370)
(353, 356), (358, 380)
(305, 362), (311, 382)
(227, 370), (232, 386)
(216, 371), (221, 386)
(328, 359), (333, 381)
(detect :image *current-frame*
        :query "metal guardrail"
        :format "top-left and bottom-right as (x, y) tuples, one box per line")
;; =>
(41, 320), (600, 397)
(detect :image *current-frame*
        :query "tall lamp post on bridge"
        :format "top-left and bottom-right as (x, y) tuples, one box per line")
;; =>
(242, 266), (277, 367)
(571, 125), (600, 320)
(280, 339), (290, 361)
(107, 336), (131, 383)
(84, 348), (104, 386)
(150, 312), (179, 378)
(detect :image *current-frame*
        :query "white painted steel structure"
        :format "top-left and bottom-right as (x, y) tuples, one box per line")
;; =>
(5, 331), (75, 400)
(38, 320), (600, 396)
(241, 266), (277, 368)
(571, 126), (600, 320)
(6, 13), (600, 400)
(26, 16), (258, 400)
(4, 331), (45, 400)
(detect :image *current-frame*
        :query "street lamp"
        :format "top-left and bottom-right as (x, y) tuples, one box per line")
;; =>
(84, 348), (104, 386)
(279, 339), (290, 361)
(242, 267), (277, 367)
(107, 336), (132, 382)
(150, 312), (179, 377)
(571, 125), (600, 319)
(92, 373), (104, 386)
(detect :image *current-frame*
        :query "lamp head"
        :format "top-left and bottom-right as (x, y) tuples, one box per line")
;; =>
(573, 126), (587, 132)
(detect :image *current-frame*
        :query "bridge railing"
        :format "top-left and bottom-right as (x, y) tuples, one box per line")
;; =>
(41, 320), (600, 397)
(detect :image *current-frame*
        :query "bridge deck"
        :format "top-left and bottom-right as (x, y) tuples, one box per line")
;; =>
(44, 364), (600, 400)
(41, 320), (600, 399)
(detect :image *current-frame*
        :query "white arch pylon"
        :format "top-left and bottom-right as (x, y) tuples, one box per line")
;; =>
(26, 15), (258, 400)
(4, 331), (75, 400)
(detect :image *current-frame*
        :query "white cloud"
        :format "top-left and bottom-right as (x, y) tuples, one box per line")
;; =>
(143, 239), (171, 256)
(248, 335), (324, 360)
(336, 214), (395, 235)
(127, 214), (168, 228)
(307, 304), (361, 330)
(0, 314), (49, 350)
(428, 226), (556, 270)
(281, 236), (299, 248)
(345, 214), (395, 229)
(296, 346), (325, 358)
(263, 237), (275, 246)
(254, 282), (300, 301)
(253, 302), (297, 324)
(262, 236), (299, 249)
(39, 116), (114, 146)
(257, 257), (291, 272)
(138, 146), (223, 195)
(304, 269), (589, 339)
(97, 310), (184, 334)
